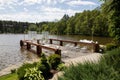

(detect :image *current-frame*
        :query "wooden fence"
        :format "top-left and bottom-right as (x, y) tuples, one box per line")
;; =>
(49, 39), (100, 52)
(20, 40), (61, 57)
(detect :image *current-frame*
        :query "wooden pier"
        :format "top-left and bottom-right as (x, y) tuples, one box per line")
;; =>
(49, 39), (100, 52)
(20, 40), (61, 57)
(20, 38), (100, 57)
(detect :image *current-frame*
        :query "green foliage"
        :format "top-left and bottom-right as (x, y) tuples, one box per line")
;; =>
(48, 54), (61, 69)
(0, 73), (18, 80)
(57, 63), (66, 71)
(106, 43), (117, 51)
(103, 48), (120, 72)
(0, 20), (28, 33)
(102, 0), (120, 45)
(28, 23), (38, 31)
(17, 63), (36, 80)
(58, 48), (120, 80)
(24, 67), (45, 80)
(37, 53), (50, 78)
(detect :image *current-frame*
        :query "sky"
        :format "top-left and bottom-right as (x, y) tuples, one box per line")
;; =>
(0, 0), (102, 23)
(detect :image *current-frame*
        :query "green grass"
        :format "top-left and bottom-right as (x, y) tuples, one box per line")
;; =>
(0, 73), (18, 80)
(58, 48), (120, 80)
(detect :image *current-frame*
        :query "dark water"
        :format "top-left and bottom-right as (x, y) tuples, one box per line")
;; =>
(0, 34), (112, 70)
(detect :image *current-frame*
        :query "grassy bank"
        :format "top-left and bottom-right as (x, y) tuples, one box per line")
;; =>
(59, 48), (120, 80)
(0, 73), (18, 80)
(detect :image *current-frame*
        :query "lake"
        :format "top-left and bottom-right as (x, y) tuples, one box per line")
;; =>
(0, 34), (112, 70)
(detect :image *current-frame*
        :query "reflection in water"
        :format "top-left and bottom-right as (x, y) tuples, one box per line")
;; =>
(0, 34), (112, 70)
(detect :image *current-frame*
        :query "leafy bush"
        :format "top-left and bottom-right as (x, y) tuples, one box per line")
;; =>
(106, 43), (117, 51)
(58, 48), (120, 80)
(57, 63), (66, 71)
(37, 62), (50, 78)
(24, 67), (45, 80)
(37, 53), (50, 78)
(17, 63), (37, 80)
(48, 54), (61, 69)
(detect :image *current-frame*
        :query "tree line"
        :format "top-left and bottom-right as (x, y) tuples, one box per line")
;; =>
(0, 0), (120, 46)
(36, 9), (109, 37)
(0, 21), (29, 33)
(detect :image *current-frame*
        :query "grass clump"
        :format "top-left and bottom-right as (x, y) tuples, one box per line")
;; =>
(59, 48), (120, 80)
(106, 43), (118, 51)
(0, 73), (18, 80)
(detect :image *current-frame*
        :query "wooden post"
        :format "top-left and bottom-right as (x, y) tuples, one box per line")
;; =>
(37, 40), (40, 44)
(74, 42), (77, 47)
(55, 49), (61, 56)
(60, 41), (63, 46)
(27, 42), (31, 50)
(94, 43), (100, 52)
(20, 40), (24, 47)
(50, 39), (52, 44)
(36, 45), (42, 57)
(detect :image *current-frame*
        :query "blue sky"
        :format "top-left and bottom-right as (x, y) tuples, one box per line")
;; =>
(0, 0), (102, 22)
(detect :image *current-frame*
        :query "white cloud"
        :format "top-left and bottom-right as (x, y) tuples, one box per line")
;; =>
(19, 0), (57, 6)
(0, 0), (18, 10)
(0, 0), (99, 22)
(20, 0), (41, 5)
(0, 6), (81, 22)
(24, 8), (29, 12)
(67, 0), (97, 6)
(0, 0), (18, 6)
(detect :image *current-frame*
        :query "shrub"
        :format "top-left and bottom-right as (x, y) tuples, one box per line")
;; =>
(37, 62), (50, 78)
(57, 63), (66, 71)
(106, 43), (117, 51)
(58, 48), (120, 80)
(48, 54), (61, 69)
(24, 67), (45, 80)
(37, 53), (50, 78)
(40, 53), (48, 64)
(17, 63), (36, 80)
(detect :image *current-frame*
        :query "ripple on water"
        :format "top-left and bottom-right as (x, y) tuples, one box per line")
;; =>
(0, 45), (38, 71)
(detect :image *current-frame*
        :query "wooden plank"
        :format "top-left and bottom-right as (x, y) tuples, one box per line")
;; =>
(41, 45), (57, 51)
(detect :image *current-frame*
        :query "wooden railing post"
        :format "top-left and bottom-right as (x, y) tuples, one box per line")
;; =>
(27, 42), (31, 50)
(36, 45), (42, 57)
(94, 43), (100, 52)
(60, 41), (63, 46)
(20, 40), (24, 47)
(50, 39), (52, 44)
(37, 40), (40, 44)
(55, 49), (61, 56)
(74, 42), (77, 47)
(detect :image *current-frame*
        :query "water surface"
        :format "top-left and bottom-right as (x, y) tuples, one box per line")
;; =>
(0, 34), (112, 70)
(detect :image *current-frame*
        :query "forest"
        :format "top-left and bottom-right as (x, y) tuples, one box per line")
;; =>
(0, 7), (109, 37)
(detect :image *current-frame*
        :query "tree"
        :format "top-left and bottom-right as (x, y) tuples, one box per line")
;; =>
(101, 0), (120, 45)
(28, 24), (38, 31)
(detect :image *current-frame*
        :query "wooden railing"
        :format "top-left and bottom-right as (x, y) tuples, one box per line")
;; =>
(20, 40), (61, 57)
(49, 39), (100, 52)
